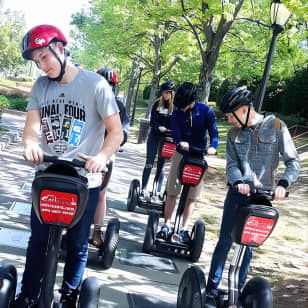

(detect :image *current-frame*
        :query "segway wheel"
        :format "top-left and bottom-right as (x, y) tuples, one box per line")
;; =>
(177, 266), (206, 308)
(127, 179), (140, 212)
(241, 276), (273, 308)
(190, 219), (205, 262)
(143, 212), (159, 253)
(101, 218), (120, 270)
(78, 277), (100, 308)
(0, 264), (17, 308)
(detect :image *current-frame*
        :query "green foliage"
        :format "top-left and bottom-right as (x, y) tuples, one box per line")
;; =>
(0, 95), (9, 113)
(6, 96), (28, 111)
(0, 9), (26, 74)
(143, 85), (151, 100)
(280, 66), (308, 120)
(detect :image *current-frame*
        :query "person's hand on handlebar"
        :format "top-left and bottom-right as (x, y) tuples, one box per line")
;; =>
(78, 152), (107, 173)
(179, 141), (189, 151)
(237, 183), (250, 196)
(274, 186), (287, 200)
(207, 147), (217, 156)
(158, 126), (167, 133)
(23, 142), (43, 164)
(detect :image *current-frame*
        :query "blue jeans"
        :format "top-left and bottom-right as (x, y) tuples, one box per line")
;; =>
(206, 188), (253, 295)
(141, 131), (164, 192)
(20, 187), (100, 299)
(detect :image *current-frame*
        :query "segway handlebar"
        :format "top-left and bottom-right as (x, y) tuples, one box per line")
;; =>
(43, 155), (86, 168)
(233, 185), (289, 200)
(186, 145), (206, 156)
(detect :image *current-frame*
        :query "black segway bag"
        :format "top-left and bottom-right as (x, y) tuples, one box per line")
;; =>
(179, 155), (208, 186)
(232, 203), (279, 247)
(32, 162), (88, 229)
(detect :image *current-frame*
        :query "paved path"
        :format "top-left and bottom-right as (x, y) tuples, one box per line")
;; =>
(0, 111), (225, 307)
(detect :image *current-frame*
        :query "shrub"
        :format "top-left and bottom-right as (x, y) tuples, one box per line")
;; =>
(0, 95), (9, 113)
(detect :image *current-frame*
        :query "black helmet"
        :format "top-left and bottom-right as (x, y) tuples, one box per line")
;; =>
(174, 82), (197, 109)
(220, 86), (252, 113)
(160, 81), (176, 94)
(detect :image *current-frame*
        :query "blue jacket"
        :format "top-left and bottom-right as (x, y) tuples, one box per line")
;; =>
(171, 102), (219, 155)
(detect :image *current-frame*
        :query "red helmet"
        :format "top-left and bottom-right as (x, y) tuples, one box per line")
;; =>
(21, 25), (67, 60)
(96, 68), (118, 85)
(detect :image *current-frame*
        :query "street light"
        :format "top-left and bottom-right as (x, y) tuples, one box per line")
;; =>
(256, 0), (292, 112)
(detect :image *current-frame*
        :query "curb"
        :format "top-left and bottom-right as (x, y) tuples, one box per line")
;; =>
(3, 108), (27, 117)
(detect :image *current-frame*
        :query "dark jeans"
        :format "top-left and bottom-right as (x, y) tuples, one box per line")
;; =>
(20, 187), (100, 299)
(141, 131), (165, 192)
(206, 188), (253, 295)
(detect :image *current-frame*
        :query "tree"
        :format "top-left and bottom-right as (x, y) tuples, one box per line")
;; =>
(0, 9), (26, 75)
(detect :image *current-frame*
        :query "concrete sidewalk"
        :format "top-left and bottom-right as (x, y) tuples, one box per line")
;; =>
(0, 111), (220, 307)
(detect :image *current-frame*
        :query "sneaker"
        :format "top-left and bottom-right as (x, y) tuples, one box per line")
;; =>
(59, 288), (79, 308)
(157, 224), (169, 239)
(89, 229), (104, 248)
(12, 293), (38, 308)
(179, 229), (190, 243)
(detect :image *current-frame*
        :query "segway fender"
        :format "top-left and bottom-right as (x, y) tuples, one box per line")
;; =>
(241, 276), (273, 308)
(0, 264), (17, 308)
(78, 277), (100, 308)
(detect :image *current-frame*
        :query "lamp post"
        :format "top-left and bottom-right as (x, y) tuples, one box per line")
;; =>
(256, 0), (292, 112)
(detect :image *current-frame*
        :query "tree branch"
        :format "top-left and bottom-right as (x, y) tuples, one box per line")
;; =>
(235, 17), (270, 28)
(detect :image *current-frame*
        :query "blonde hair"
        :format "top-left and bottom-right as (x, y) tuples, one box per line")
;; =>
(156, 91), (175, 115)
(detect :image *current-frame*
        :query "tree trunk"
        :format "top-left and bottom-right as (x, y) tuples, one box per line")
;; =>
(197, 66), (214, 103)
(145, 34), (163, 118)
(125, 59), (139, 116)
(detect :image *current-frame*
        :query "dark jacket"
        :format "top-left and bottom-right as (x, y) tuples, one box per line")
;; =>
(149, 99), (172, 135)
(171, 101), (219, 155)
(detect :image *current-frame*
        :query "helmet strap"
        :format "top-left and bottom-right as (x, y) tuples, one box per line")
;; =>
(47, 45), (69, 82)
(232, 104), (251, 128)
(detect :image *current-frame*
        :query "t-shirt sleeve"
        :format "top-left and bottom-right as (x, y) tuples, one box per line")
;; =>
(26, 78), (42, 111)
(95, 78), (119, 119)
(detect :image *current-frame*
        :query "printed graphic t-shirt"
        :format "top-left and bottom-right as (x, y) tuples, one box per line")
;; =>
(27, 69), (119, 186)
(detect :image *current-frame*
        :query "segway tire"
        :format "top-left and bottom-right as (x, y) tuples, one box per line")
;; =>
(0, 264), (17, 308)
(127, 179), (139, 212)
(101, 218), (120, 270)
(177, 266), (206, 308)
(190, 219), (205, 262)
(241, 276), (273, 308)
(78, 277), (100, 308)
(143, 212), (159, 253)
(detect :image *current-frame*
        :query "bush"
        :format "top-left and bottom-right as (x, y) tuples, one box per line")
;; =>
(7, 96), (28, 111)
(280, 66), (308, 121)
(0, 95), (9, 113)
(143, 85), (151, 100)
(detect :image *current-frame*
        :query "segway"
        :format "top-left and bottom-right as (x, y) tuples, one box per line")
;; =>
(177, 189), (282, 308)
(127, 131), (176, 214)
(30, 155), (100, 307)
(142, 146), (207, 262)
(0, 264), (17, 308)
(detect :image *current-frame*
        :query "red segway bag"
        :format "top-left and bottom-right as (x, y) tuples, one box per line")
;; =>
(179, 155), (208, 186)
(158, 136), (176, 159)
(232, 204), (279, 247)
(32, 162), (88, 229)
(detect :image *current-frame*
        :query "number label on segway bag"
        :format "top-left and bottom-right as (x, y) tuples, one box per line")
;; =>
(161, 142), (176, 158)
(40, 189), (78, 226)
(241, 216), (275, 246)
(182, 164), (203, 185)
